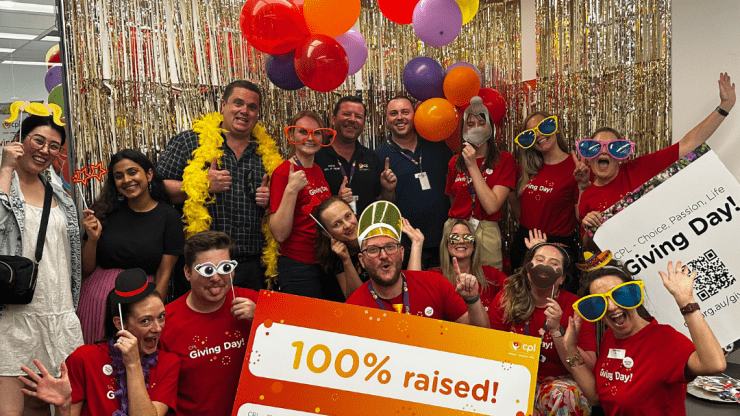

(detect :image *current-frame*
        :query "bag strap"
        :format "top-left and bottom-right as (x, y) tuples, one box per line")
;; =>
(34, 174), (54, 263)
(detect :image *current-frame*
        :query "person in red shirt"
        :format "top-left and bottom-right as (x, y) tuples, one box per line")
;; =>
(19, 268), (180, 416)
(446, 96), (515, 269)
(346, 201), (489, 327)
(270, 111), (339, 300)
(489, 240), (597, 416)
(508, 111), (591, 289)
(564, 257), (726, 416)
(578, 73), (735, 241)
(159, 231), (258, 416)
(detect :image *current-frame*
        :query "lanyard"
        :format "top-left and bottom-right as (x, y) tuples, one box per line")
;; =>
(292, 156), (303, 167)
(465, 161), (487, 215)
(390, 140), (423, 172)
(368, 274), (410, 314)
(337, 158), (356, 185)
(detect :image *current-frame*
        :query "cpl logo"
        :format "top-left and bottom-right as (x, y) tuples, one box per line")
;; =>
(510, 340), (537, 354)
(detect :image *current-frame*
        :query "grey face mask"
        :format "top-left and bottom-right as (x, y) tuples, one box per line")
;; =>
(462, 96), (492, 146)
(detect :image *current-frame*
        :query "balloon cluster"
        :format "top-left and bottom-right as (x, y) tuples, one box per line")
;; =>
(379, 0), (479, 47)
(44, 45), (65, 114)
(240, 0), (368, 92)
(403, 56), (506, 151)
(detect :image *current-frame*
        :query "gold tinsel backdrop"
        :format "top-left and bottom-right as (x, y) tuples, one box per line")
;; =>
(60, 0), (523, 205)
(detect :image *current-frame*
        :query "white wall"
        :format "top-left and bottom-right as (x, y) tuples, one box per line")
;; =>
(672, 0), (740, 180)
(0, 64), (50, 104)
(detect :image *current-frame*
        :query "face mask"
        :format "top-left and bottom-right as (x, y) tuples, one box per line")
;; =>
(525, 262), (563, 289)
(463, 127), (490, 146)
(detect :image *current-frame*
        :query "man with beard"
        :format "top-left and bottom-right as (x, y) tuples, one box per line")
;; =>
(159, 231), (258, 416)
(315, 96), (397, 215)
(345, 201), (489, 328)
(376, 96), (453, 269)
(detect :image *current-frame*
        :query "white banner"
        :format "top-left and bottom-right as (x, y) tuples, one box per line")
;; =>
(594, 146), (740, 347)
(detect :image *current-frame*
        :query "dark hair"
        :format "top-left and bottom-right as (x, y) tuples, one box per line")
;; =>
(223, 80), (262, 109)
(184, 231), (235, 268)
(90, 149), (171, 222)
(314, 196), (353, 271)
(101, 288), (161, 342)
(579, 259), (650, 317)
(514, 111), (568, 197)
(333, 95), (366, 117)
(590, 126), (625, 141)
(455, 113), (501, 173)
(16, 115), (66, 146)
(386, 95), (414, 111)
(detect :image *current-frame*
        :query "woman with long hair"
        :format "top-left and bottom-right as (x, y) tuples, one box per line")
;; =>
(489, 239), (597, 416)
(77, 149), (184, 344)
(445, 96), (515, 269)
(19, 269), (180, 416)
(0, 114), (83, 416)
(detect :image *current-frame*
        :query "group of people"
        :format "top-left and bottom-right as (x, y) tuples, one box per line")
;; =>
(0, 72), (734, 416)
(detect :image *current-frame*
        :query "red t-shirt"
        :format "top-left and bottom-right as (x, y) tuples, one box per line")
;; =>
(595, 318), (695, 416)
(578, 143), (679, 220)
(346, 270), (468, 322)
(488, 290), (597, 378)
(270, 161), (332, 263)
(159, 287), (259, 416)
(445, 152), (516, 221)
(67, 343), (180, 416)
(518, 156), (580, 236)
(428, 265), (508, 313)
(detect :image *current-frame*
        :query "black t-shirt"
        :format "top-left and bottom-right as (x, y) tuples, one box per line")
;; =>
(95, 203), (185, 274)
(314, 142), (382, 215)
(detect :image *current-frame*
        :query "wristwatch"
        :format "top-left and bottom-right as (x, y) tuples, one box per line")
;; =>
(565, 353), (584, 367)
(550, 326), (565, 338)
(680, 302), (700, 315)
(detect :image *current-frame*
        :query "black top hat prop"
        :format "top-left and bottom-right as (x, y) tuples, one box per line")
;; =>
(109, 268), (156, 329)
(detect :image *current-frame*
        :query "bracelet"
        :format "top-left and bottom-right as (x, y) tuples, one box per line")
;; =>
(679, 302), (700, 315)
(716, 106), (729, 117)
(464, 293), (481, 304)
(565, 353), (584, 367)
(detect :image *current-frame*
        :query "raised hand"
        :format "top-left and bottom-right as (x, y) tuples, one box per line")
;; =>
(524, 228), (547, 249)
(19, 360), (72, 408)
(286, 162), (308, 193)
(718, 72), (736, 111)
(1, 142), (24, 172)
(330, 238), (350, 261)
(572, 151), (591, 189)
(231, 296), (256, 321)
(255, 173), (270, 207)
(401, 218), (424, 246)
(380, 157), (397, 192)
(82, 209), (102, 242)
(339, 176), (353, 203)
(658, 260), (697, 306)
(453, 257), (479, 302)
(207, 157), (232, 193)
(115, 330), (141, 366)
(543, 297), (564, 331)
(564, 313), (583, 352)
(461, 142), (477, 169)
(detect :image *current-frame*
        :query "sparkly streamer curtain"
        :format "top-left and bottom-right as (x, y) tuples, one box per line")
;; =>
(61, 0), (522, 205)
(535, 0), (672, 155)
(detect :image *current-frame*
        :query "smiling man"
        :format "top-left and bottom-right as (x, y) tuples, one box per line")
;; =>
(314, 95), (397, 215)
(345, 201), (489, 328)
(376, 96), (453, 269)
(158, 80), (273, 291)
(159, 231), (258, 416)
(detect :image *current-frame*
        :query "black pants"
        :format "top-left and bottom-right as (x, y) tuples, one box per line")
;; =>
(510, 224), (581, 294)
(277, 256), (345, 302)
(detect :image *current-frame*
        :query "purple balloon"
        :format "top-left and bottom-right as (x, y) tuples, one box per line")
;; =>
(403, 56), (445, 101)
(447, 62), (483, 87)
(265, 51), (305, 91)
(335, 28), (368, 75)
(412, 0), (462, 47)
(44, 66), (63, 93)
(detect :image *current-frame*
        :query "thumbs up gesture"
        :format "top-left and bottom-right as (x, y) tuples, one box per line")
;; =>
(453, 257), (480, 303)
(287, 162), (308, 194)
(380, 157), (397, 192)
(255, 173), (270, 207)
(207, 157), (232, 193)
(339, 176), (353, 203)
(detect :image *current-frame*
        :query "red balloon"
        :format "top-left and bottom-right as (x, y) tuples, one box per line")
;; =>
(240, 0), (309, 55)
(460, 87), (507, 125)
(378, 0), (420, 24)
(294, 35), (349, 92)
(444, 107), (464, 153)
(46, 50), (60, 69)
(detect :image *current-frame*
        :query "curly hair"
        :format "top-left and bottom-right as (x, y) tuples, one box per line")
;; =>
(514, 111), (568, 197)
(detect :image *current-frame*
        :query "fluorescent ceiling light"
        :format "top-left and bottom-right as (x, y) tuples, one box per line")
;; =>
(0, 32), (36, 40)
(42, 36), (60, 42)
(0, 1), (55, 14)
(0, 47), (15, 53)
(2, 60), (61, 66)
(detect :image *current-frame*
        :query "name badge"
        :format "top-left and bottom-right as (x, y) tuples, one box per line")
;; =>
(607, 348), (626, 359)
(349, 195), (359, 213)
(469, 218), (480, 230)
(415, 172), (431, 190)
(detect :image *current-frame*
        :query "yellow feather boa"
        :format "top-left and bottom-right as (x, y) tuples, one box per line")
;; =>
(182, 112), (283, 282)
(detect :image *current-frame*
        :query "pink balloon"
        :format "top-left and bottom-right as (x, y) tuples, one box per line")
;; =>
(334, 28), (368, 75)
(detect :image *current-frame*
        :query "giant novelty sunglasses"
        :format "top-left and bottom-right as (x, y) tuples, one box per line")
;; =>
(572, 280), (644, 322)
(194, 260), (238, 277)
(284, 126), (337, 147)
(514, 116), (558, 149)
(575, 138), (635, 160)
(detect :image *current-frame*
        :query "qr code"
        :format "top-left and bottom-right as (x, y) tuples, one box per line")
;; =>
(687, 249), (736, 301)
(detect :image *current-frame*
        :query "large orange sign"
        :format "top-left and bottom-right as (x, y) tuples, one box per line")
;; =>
(232, 291), (541, 416)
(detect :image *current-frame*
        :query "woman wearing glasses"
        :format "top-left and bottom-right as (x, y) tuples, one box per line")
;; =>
(0, 114), (83, 416)
(509, 112), (591, 279)
(565, 258), (725, 415)
(270, 111), (338, 299)
(488, 239), (597, 416)
(579, 73), (735, 237)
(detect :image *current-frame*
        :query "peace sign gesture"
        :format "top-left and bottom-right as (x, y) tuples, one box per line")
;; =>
(572, 151), (591, 190)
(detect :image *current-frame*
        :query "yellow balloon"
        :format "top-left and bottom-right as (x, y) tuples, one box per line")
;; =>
(455, 0), (479, 25)
(45, 44), (59, 63)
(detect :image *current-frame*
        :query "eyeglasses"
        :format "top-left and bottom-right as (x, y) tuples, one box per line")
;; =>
(514, 116), (558, 149)
(572, 280), (644, 322)
(361, 243), (401, 258)
(575, 138), (635, 160)
(448, 233), (475, 244)
(284, 126), (337, 147)
(27, 134), (62, 155)
(194, 260), (238, 277)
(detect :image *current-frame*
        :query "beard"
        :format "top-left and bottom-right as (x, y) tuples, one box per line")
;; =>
(368, 260), (403, 287)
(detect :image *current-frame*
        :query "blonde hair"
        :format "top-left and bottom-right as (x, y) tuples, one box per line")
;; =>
(286, 110), (325, 158)
(438, 219), (490, 290)
(514, 111), (568, 197)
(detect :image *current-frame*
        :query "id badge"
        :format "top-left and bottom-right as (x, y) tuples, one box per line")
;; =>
(469, 218), (480, 230)
(415, 172), (431, 190)
(349, 195), (359, 213)
(607, 348), (626, 359)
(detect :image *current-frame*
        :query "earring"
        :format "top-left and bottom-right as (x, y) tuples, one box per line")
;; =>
(117, 192), (124, 201)
(148, 182), (152, 193)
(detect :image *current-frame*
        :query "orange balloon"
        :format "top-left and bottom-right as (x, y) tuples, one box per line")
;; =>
(304, 0), (361, 38)
(443, 66), (481, 107)
(414, 98), (458, 142)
